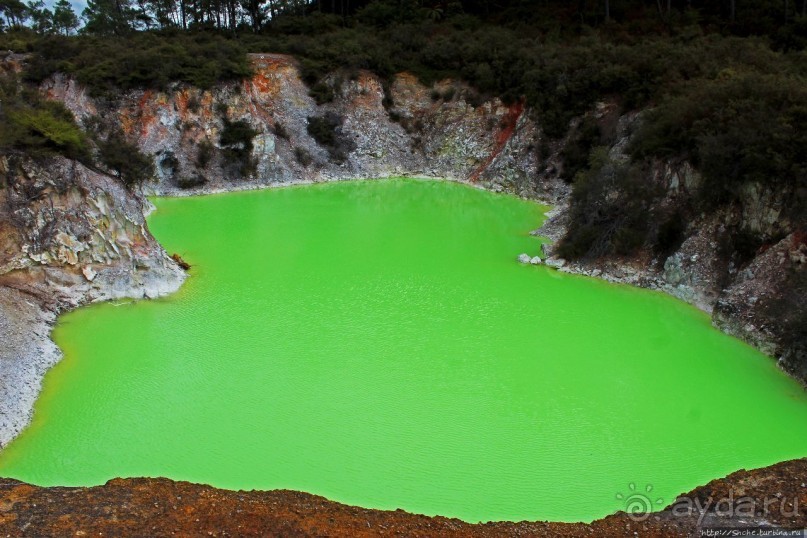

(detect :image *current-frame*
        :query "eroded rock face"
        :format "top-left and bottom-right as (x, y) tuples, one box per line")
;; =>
(41, 54), (563, 201)
(714, 233), (807, 380)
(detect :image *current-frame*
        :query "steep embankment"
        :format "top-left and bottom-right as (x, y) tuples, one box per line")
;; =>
(43, 54), (562, 200)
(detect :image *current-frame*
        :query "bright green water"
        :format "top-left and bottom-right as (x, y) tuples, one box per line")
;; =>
(1, 179), (806, 522)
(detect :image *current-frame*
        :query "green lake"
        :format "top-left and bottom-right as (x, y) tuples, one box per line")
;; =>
(1, 178), (806, 522)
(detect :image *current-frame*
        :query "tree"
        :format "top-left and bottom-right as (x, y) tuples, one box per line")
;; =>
(82, 0), (136, 34)
(26, 0), (53, 32)
(52, 0), (79, 34)
(0, 0), (29, 27)
(241, 0), (266, 30)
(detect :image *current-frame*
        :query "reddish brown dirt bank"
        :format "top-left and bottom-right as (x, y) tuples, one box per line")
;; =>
(0, 459), (805, 537)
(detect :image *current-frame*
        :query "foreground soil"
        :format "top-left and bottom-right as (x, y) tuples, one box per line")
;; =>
(0, 459), (805, 537)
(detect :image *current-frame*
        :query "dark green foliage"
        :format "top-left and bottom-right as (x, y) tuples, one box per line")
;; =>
(631, 72), (807, 222)
(560, 117), (602, 184)
(0, 76), (90, 161)
(272, 122), (289, 140)
(186, 94), (201, 113)
(176, 173), (207, 189)
(97, 129), (154, 188)
(654, 210), (686, 256)
(557, 148), (661, 260)
(761, 259), (807, 370)
(308, 81), (334, 104)
(219, 118), (258, 177)
(213, 102), (229, 117)
(306, 112), (355, 163)
(23, 33), (252, 96)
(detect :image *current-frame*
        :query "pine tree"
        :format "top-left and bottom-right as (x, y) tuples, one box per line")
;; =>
(82, 0), (134, 34)
(52, 0), (79, 34)
(26, 0), (53, 32)
(0, 0), (29, 27)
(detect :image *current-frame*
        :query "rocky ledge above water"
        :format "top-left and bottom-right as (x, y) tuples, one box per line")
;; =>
(0, 459), (805, 537)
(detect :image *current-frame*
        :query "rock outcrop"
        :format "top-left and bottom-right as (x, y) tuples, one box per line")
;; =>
(42, 54), (565, 202)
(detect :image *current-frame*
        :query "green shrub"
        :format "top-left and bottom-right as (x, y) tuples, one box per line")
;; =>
(631, 73), (807, 222)
(219, 118), (258, 177)
(272, 122), (289, 140)
(309, 81), (334, 104)
(558, 148), (661, 260)
(559, 116), (602, 184)
(0, 78), (90, 161)
(176, 173), (207, 189)
(24, 33), (252, 97)
(97, 130), (154, 188)
(306, 112), (355, 163)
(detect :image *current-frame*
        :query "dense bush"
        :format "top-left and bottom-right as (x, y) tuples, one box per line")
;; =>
(23, 32), (252, 96)
(195, 139), (214, 168)
(294, 147), (313, 167)
(306, 112), (355, 163)
(761, 259), (807, 367)
(219, 118), (258, 177)
(560, 117), (602, 184)
(631, 72), (807, 222)
(0, 77), (90, 160)
(557, 148), (662, 259)
(96, 129), (155, 188)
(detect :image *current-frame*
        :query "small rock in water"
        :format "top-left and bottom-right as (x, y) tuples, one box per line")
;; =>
(517, 253), (531, 264)
(530, 256), (542, 265)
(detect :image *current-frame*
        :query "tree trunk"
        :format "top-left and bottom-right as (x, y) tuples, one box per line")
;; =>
(605, 0), (610, 21)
